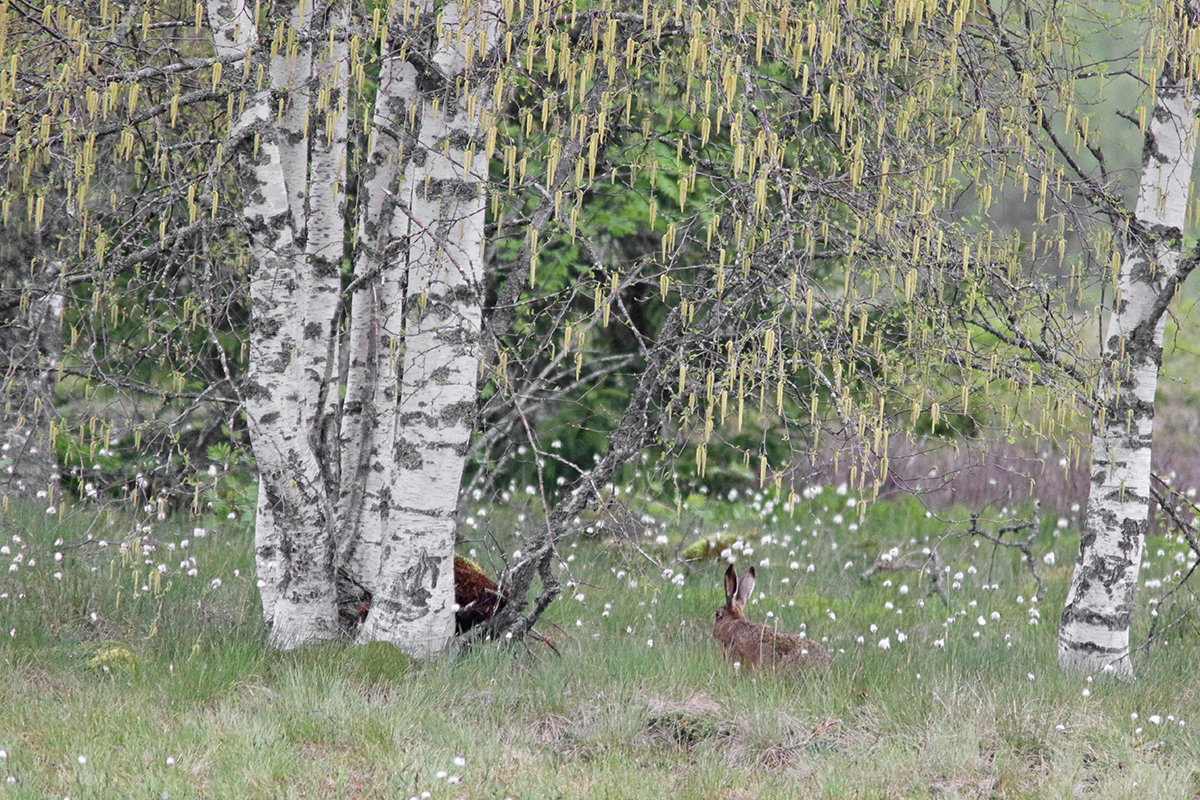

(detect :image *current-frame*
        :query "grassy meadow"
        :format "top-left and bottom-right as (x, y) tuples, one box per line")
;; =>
(2, 482), (1200, 800)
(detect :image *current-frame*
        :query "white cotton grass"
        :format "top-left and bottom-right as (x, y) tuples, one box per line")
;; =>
(9, 471), (1199, 799)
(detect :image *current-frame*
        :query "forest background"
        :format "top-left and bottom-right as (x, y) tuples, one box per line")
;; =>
(4, 0), (1200, 795)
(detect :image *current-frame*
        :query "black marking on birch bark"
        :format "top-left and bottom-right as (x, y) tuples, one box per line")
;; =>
(413, 63), (446, 96)
(439, 399), (475, 426)
(1063, 516), (1141, 632)
(398, 409), (432, 426)
(420, 177), (480, 202)
(1141, 125), (1162, 168)
(1103, 389), (1156, 420)
(1144, 220), (1182, 245)
(257, 316), (284, 339)
(313, 255), (341, 279)
(1127, 254), (1173, 296)
(1057, 635), (1126, 655)
(1103, 487), (1150, 506)
(404, 287), (481, 320)
(255, 543), (279, 561)
(372, 549), (441, 621)
(391, 502), (449, 517)
(242, 380), (270, 402)
(284, 581), (331, 604)
(1083, 549), (1137, 590)
(394, 437), (421, 469)
(357, 214), (381, 245)
(447, 283), (482, 307)
(446, 129), (475, 150)
(274, 272), (300, 293)
(313, 412), (340, 492)
(1118, 517), (1144, 556)
(369, 596), (425, 621)
(381, 91), (408, 122)
(1060, 590), (1134, 628)
(433, 325), (477, 346)
(209, 0), (239, 19)
(273, 501), (332, 589)
(233, 122), (271, 160)
(283, 127), (307, 147)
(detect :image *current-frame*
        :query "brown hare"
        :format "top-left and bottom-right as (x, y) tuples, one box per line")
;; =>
(713, 564), (829, 673)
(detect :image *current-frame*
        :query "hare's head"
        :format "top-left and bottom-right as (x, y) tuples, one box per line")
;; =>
(714, 564), (754, 630)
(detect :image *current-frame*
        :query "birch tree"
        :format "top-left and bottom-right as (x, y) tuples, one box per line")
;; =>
(343, 0), (498, 654)
(1057, 1), (1200, 680)
(205, 0), (499, 652)
(7, 0), (1195, 664)
(466, 0), (1114, 638)
(0, 0), (498, 654)
(0, 0), (253, 529)
(0, 240), (62, 504)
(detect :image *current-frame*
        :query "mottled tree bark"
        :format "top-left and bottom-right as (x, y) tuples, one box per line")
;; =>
(1058, 39), (1199, 679)
(210, 0), (340, 649)
(0, 249), (62, 504)
(352, 0), (496, 657)
(211, 0), (496, 654)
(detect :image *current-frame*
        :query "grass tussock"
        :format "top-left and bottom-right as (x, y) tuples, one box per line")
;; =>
(2, 490), (1200, 799)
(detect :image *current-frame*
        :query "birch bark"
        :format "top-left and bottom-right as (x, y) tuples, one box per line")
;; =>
(210, 0), (344, 648)
(0, 253), (62, 503)
(213, 0), (497, 655)
(336, 51), (413, 599)
(1058, 50), (1199, 679)
(354, 0), (498, 656)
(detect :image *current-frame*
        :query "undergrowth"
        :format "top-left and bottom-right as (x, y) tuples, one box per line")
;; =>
(1, 490), (1198, 799)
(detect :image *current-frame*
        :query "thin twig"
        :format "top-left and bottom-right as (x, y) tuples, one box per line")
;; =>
(964, 508), (1044, 601)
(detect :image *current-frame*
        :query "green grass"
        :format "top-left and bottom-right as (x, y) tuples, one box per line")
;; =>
(2, 492), (1199, 799)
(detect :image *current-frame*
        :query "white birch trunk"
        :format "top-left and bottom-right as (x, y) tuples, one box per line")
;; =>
(240, 85), (338, 648)
(1058, 81), (1198, 679)
(0, 256), (62, 502)
(356, 0), (499, 656)
(302, 2), (349, 490)
(214, 0), (496, 655)
(210, 0), (285, 625)
(337, 51), (415, 588)
(210, 0), (340, 648)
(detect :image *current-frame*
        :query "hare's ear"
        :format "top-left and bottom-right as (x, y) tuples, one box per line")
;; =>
(735, 566), (756, 607)
(723, 564), (738, 607)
